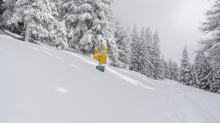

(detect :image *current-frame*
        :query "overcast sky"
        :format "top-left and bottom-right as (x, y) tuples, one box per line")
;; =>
(112, 0), (213, 66)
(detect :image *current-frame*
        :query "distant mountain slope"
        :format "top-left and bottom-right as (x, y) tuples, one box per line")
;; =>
(0, 31), (220, 123)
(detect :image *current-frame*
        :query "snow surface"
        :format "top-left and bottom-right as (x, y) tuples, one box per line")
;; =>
(0, 30), (220, 123)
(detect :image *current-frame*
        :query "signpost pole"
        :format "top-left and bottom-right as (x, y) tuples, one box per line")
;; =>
(100, 40), (102, 66)
(93, 40), (109, 72)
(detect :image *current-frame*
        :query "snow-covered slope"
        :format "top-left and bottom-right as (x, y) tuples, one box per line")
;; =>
(0, 31), (220, 123)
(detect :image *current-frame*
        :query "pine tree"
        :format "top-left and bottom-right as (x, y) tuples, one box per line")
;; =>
(0, 0), (16, 30)
(160, 56), (166, 80)
(164, 61), (170, 79)
(130, 24), (140, 72)
(115, 21), (132, 69)
(152, 30), (162, 79)
(138, 27), (146, 74)
(200, 55), (213, 91)
(139, 27), (153, 76)
(0, 0), (3, 27)
(161, 58), (179, 81)
(0, 0), (4, 16)
(168, 58), (173, 80)
(145, 27), (154, 79)
(59, 0), (94, 51)
(209, 47), (220, 93)
(192, 52), (206, 87)
(189, 63), (197, 87)
(7, 0), (68, 49)
(199, 0), (220, 93)
(172, 61), (179, 81)
(168, 58), (178, 81)
(59, 0), (118, 65)
(178, 46), (192, 85)
(160, 57), (165, 80)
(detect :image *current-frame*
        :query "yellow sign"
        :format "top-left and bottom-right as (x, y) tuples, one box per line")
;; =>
(95, 49), (109, 54)
(100, 59), (106, 64)
(102, 44), (105, 49)
(94, 44), (109, 65)
(103, 50), (109, 54)
(93, 54), (107, 59)
(95, 50), (101, 53)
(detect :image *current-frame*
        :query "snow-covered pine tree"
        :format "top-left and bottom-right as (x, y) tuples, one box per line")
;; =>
(160, 56), (165, 80)
(0, 0), (3, 27)
(0, 0), (3, 16)
(178, 46), (192, 85)
(160, 56), (166, 80)
(199, 0), (220, 93)
(59, 0), (119, 66)
(164, 60), (170, 79)
(145, 27), (154, 79)
(168, 58), (173, 80)
(0, 0), (17, 31)
(138, 27), (153, 76)
(200, 55), (213, 91)
(172, 61), (179, 81)
(189, 63), (197, 87)
(115, 21), (132, 69)
(208, 49), (220, 93)
(59, 0), (93, 51)
(152, 30), (163, 79)
(167, 59), (179, 81)
(158, 60), (164, 80)
(7, 0), (68, 49)
(192, 52), (206, 87)
(130, 24), (140, 72)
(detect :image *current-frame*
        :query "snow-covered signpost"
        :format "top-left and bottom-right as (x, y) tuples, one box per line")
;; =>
(93, 44), (109, 72)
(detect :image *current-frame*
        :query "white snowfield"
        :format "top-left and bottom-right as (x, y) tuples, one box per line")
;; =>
(0, 31), (220, 123)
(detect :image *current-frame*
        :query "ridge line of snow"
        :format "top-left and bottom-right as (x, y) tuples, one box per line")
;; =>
(63, 51), (155, 90)
(105, 67), (155, 90)
(63, 51), (97, 65)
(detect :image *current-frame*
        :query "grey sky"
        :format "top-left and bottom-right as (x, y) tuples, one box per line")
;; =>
(112, 0), (213, 65)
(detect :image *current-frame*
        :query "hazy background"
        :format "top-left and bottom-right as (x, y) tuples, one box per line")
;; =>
(112, 0), (213, 65)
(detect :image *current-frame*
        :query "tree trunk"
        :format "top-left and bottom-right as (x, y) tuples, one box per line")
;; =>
(25, 23), (30, 42)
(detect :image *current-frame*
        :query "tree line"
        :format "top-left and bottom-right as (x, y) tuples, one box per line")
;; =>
(178, 0), (220, 94)
(1, 0), (219, 93)
(0, 0), (178, 81)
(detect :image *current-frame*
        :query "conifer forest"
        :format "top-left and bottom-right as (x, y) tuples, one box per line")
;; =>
(0, 0), (220, 94)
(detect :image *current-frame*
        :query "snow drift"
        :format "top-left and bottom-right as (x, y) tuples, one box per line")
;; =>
(0, 30), (220, 123)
